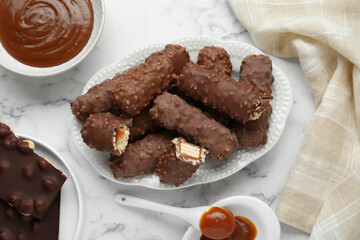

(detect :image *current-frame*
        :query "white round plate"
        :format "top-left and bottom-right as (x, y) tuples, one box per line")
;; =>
(19, 134), (84, 240)
(181, 196), (281, 240)
(0, 0), (105, 77)
(71, 36), (293, 190)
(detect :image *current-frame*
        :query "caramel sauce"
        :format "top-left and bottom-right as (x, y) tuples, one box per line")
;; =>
(199, 207), (236, 239)
(0, 0), (94, 67)
(200, 215), (257, 240)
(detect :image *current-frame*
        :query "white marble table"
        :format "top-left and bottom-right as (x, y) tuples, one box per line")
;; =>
(0, 0), (313, 239)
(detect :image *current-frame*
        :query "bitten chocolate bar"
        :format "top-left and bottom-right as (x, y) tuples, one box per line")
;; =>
(0, 194), (60, 240)
(109, 132), (173, 179)
(81, 113), (133, 156)
(149, 92), (238, 161)
(177, 63), (266, 123)
(156, 137), (207, 187)
(240, 54), (274, 97)
(70, 73), (128, 123)
(234, 54), (275, 147)
(111, 44), (190, 116)
(197, 46), (232, 75)
(0, 123), (66, 220)
(233, 108), (272, 147)
(125, 107), (160, 142)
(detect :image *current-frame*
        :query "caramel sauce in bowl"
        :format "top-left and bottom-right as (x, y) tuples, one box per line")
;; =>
(0, 0), (105, 77)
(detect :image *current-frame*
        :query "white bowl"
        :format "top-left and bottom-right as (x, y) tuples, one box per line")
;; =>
(181, 196), (281, 240)
(0, 0), (105, 77)
(71, 36), (293, 190)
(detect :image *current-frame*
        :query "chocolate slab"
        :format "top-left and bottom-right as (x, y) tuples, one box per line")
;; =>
(197, 46), (232, 75)
(149, 92), (238, 161)
(177, 62), (264, 123)
(156, 138), (206, 187)
(0, 123), (66, 220)
(111, 44), (190, 116)
(0, 194), (60, 240)
(109, 132), (173, 179)
(81, 113), (133, 155)
(240, 54), (274, 97)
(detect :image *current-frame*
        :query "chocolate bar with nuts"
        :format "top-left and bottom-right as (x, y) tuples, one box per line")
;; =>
(70, 72), (131, 123)
(109, 132), (173, 179)
(81, 113), (133, 156)
(145, 44), (190, 75)
(234, 54), (275, 147)
(197, 46), (232, 75)
(111, 45), (190, 116)
(149, 92), (238, 161)
(124, 107), (160, 142)
(156, 138), (208, 187)
(240, 54), (274, 97)
(0, 123), (67, 220)
(233, 107), (272, 147)
(0, 194), (60, 240)
(168, 86), (232, 128)
(177, 63), (267, 123)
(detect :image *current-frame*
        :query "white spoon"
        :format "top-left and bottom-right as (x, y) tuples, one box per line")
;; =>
(115, 194), (281, 240)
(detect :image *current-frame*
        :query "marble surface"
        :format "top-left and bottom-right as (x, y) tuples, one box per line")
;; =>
(0, 0), (314, 239)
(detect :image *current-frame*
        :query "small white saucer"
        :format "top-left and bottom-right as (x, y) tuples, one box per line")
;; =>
(181, 196), (281, 240)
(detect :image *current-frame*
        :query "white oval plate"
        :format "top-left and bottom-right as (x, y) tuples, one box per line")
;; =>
(181, 196), (281, 240)
(19, 134), (84, 240)
(0, 0), (105, 77)
(71, 36), (293, 190)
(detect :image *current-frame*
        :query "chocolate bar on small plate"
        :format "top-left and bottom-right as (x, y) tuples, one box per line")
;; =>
(0, 123), (66, 220)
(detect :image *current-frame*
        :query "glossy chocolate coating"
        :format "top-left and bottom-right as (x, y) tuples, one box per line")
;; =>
(109, 132), (173, 179)
(81, 113), (132, 155)
(156, 141), (202, 187)
(70, 73), (131, 123)
(125, 107), (160, 142)
(111, 44), (190, 116)
(0, 194), (60, 240)
(168, 86), (232, 128)
(150, 92), (238, 161)
(240, 54), (274, 97)
(0, 0), (93, 67)
(233, 107), (272, 147)
(197, 46), (232, 75)
(0, 123), (66, 220)
(177, 63), (263, 123)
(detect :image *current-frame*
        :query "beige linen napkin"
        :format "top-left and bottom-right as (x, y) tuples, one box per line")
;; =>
(228, 0), (360, 238)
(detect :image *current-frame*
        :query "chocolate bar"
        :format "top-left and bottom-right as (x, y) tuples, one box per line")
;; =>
(168, 86), (232, 128)
(197, 46), (232, 75)
(156, 137), (208, 187)
(145, 44), (190, 75)
(233, 107), (272, 147)
(111, 44), (190, 116)
(234, 54), (275, 147)
(149, 92), (238, 161)
(109, 132), (173, 179)
(177, 63), (266, 123)
(81, 113), (133, 156)
(125, 107), (160, 142)
(70, 73), (130, 123)
(0, 194), (60, 240)
(240, 54), (274, 97)
(0, 123), (66, 220)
